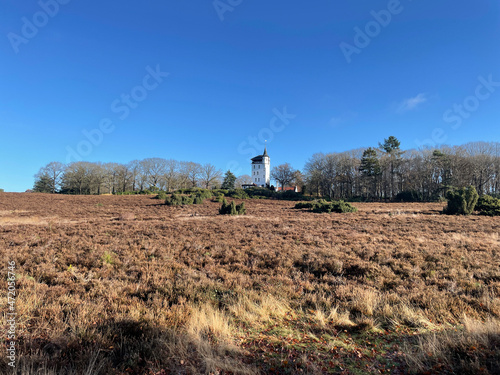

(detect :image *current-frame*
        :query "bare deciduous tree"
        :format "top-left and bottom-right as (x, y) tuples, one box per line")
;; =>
(235, 174), (252, 188)
(199, 163), (222, 189)
(271, 163), (296, 190)
(181, 162), (202, 188)
(142, 158), (167, 189)
(34, 161), (66, 193)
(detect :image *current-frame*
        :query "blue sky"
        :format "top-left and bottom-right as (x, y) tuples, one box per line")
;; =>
(1, 0), (499, 192)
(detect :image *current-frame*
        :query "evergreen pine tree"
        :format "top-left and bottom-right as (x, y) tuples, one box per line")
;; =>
(379, 136), (403, 199)
(221, 170), (237, 190)
(33, 175), (54, 193)
(360, 148), (381, 199)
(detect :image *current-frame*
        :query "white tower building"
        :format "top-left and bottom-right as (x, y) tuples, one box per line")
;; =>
(251, 147), (270, 187)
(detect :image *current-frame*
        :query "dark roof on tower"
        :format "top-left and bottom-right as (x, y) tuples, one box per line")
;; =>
(251, 147), (270, 163)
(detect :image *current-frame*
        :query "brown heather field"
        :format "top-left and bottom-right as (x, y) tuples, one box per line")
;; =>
(1, 192), (499, 375)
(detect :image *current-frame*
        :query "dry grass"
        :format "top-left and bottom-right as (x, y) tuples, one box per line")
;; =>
(118, 212), (135, 221)
(404, 317), (500, 374)
(0, 193), (499, 374)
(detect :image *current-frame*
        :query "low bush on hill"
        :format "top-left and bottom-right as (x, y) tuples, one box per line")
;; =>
(294, 199), (357, 213)
(245, 187), (274, 198)
(193, 195), (204, 205)
(154, 191), (168, 200)
(195, 190), (213, 200)
(116, 190), (152, 195)
(443, 186), (479, 215)
(475, 195), (500, 216)
(276, 190), (308, 201)
(241, 187), (313, 201)
(219, 198), (246, 215)
(165, 192), (207, 206)
(165, 193), (183, 206)
(212, 193), (225, 202)
(225, 189), (250, 200)
(211, 189), (229, 196)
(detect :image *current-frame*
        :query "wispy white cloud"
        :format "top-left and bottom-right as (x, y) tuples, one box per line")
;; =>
(397, 93), (428, 112)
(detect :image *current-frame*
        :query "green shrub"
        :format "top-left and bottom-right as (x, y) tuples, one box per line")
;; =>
(312, 201), (357, 213)
(294, 199), (357, 213)
(187, 189), (213, 200)
(101, 251), (115, 265)
(154, 191), (168, 200)
(165, 193), (183, 206)
(219, 198), (246, 215)
(212, 193), (225, 202)
(219, 198), (229, 215)
(174, 188), (211, 197)
(182, 195), (194, 205)
(294, 199), (329, 210)
(166, 194), (197, 205)
(229, 201), (238, 215)
(245, 187), (274, 198)
(443, 186), (479, 215)
(194, 195), (204, 205)
(240, 187), (314, 201)
(294, 201), (316, 209)
(226, 189), (250, 199)
(311, 202), (332, 213)
(236, 202), (246, 215)
(212, 189), (229, 196)
(333, 201), (358, 213)
(475, 195), (500, 216)
(175, 188), (196, 194)
(165, 194), (176, 206)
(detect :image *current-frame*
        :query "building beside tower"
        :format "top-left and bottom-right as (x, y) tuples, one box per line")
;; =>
(243, 147), (271, 188)
(251, 147), (270, 187)
(241, 147), (301, 192)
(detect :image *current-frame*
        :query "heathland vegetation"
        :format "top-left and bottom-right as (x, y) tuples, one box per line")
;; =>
(4, 136), (498, 373)
(0, 193), (498, 374)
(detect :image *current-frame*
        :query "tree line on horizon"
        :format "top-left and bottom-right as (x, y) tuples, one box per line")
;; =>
(303, 138), (500, 201)
(32, 137), (500, 201)
(33, 159), (251, 195)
